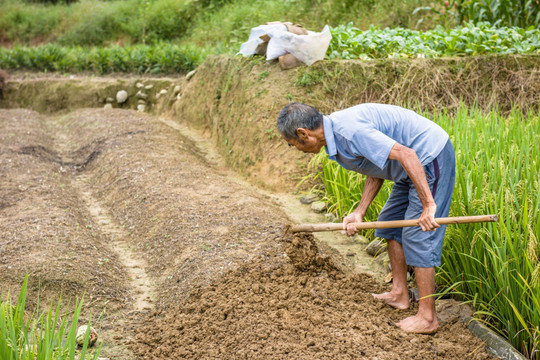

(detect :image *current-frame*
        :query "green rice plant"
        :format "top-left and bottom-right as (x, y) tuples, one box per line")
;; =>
(414, 0), (540, 29)
(436, 106), (539, 359)
(0, 43), (206, 74)
(307, 105), (539, 358)
(0, 275), (101, 360)
(458, 0), (540, 28)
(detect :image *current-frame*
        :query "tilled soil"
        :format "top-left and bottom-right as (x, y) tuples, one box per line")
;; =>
(0, 108), (493, 359)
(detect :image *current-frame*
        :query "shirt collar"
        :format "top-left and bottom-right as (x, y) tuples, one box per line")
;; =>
(323, 115), (337, 157)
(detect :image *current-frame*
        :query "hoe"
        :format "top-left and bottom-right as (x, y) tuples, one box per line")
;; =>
(290, 214), (498, 233)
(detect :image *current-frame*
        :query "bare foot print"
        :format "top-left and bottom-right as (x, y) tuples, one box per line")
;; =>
(396, 314), (438, 334)
(372, 291), (410, 310)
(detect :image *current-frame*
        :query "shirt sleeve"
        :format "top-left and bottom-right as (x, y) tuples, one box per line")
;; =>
(349, 125), (396, 170)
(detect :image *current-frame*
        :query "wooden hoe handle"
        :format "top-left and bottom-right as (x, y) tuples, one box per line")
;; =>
(289, 215), (498, 233)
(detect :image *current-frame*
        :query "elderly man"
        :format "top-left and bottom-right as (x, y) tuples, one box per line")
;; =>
(277, 102), (455, 334)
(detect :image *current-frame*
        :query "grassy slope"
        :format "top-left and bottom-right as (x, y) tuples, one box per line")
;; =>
(0, 0), (429, 49)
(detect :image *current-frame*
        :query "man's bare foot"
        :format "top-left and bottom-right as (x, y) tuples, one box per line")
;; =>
(396, 314), (438, 334)
(372, 291), (409, 310)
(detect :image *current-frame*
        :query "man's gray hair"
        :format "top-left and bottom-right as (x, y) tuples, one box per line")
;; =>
(277, 102), (323, 140)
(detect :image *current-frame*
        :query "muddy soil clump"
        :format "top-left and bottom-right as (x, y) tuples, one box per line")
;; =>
(132, 249), (491, 360)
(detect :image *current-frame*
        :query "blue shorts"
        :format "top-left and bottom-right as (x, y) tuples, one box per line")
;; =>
(374, 140), (455, 267)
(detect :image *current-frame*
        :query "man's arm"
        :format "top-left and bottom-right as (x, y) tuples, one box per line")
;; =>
(388, 142), (439, 232)
(343, 176), (384, 236)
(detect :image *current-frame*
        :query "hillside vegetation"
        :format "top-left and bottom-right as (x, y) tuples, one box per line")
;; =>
(0, 0), (427, 48)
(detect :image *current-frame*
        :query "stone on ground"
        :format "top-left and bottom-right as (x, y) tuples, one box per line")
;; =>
(116, 90), (128, 104)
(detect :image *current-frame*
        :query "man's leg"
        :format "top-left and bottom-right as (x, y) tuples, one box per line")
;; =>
(372, 239), (409, 309)
(396, 267), (438, 333)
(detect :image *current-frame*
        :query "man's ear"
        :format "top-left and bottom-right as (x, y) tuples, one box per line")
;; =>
(296, 128), (309, 140)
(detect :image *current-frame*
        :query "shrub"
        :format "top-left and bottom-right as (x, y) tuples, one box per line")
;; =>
(57, 1), (138, 46)
(0, 2), (62, 44)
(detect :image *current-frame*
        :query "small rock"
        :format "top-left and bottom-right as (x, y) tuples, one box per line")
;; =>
(103, 103), (113, 110)
(76, 325), (98, 347)
(116, 90), (128, 104)
(409, 287), (419, 302)
(176, 93), (182, 101)
(186, 69), (197, 81)
(346, 251), (355, 257)
(136, 82), (144, 88)
(300, 193), (319, 204)
(137, 104), (146, 112)
(173, 85), (181, 95)
(354, 234), (370, 244)
(324, 213), (337, 223)
(136, 90), (148, 99)
(375, 252), (390, 272)
(366, 239), (387, 256)
(145, 84), (154, 90)
(138, 99), (146, 105)
(155, 89), (167, 100)
(105, 97), (114, 103)
(310, 201), (326, 214)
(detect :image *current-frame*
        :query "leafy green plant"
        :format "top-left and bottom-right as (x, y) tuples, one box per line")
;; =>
(327, 22), (540, 60)
(0, 275), (101, 360)
(306, 105), (539, 358)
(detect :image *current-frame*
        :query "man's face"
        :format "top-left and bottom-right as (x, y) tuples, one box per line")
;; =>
(284, 134), (322, 154)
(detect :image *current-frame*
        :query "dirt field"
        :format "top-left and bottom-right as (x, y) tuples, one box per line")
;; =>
(0, 107), (493, 359)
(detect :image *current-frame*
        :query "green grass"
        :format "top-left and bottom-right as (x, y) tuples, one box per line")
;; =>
(307, 105), (539, 358)
(0, 275), (101, 360)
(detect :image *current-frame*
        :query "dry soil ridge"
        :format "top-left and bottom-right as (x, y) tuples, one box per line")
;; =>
(73, 173), (155, 312)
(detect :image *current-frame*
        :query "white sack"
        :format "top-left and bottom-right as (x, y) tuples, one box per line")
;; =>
(238, 24), (332, 66)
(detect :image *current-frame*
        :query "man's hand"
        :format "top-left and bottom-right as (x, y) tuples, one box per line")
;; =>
(343, 212), (364, 236)
(419, 203), (439, 231)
